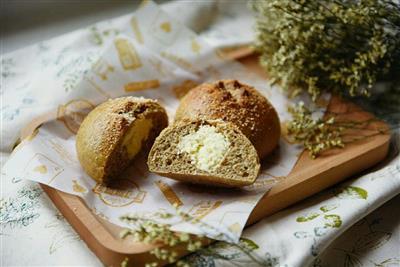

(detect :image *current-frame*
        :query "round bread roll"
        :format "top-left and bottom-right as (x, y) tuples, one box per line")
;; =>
(175, 80), (281, 159)
(148, 119), (260, 187)
(76, 97), (168, 183)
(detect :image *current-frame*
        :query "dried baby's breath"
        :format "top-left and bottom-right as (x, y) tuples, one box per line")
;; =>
(120, 210), (203, 267)
(120, 257), (129, 267)
(286, 102), (396, 158)
(119, 204), (264, 266)
(252, 0), (399, 158)
(252, 0), (400, 100)
(287, 103), (344, 158)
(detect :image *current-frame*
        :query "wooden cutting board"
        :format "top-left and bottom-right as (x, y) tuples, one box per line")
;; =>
(23, 54), (389, 267)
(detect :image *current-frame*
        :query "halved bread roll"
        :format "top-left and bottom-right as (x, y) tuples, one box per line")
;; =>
(76, 97), (168, 183)
(175, 79), (281, 159)
(148, 119), (260, 187)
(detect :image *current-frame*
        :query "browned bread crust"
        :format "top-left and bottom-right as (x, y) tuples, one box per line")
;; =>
(76, 97), (168, 183)
(175, 80), (281, 159)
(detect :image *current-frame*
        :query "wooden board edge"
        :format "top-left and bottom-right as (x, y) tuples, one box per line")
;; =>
(247, 134), (391, 225)
(41, 184), (154, 253)
(41, 184), (211, 267)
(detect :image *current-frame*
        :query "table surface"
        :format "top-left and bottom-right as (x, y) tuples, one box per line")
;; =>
(1, 1), (167, 54)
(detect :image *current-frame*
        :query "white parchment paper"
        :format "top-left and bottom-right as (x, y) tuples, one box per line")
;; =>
(2, 0), (307, 242)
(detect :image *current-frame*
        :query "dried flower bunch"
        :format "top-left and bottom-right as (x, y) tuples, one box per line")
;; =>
(119, 207), (262, 266)
(120, 209), (203, 267)
(252, 0), (400, 100)
(287, 103), (344, 158)
(286, 101), (395, 157)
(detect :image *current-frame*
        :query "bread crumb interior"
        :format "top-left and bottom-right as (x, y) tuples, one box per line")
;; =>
(177, 125), (230, 171)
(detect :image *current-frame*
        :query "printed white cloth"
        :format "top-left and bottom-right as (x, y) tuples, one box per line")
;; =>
(1, 1), (399, 266)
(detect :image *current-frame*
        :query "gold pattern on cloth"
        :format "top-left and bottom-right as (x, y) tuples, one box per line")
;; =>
(34, 165), (47, 174)
(92, 58), (115, 80)
(188, 200), (223, 220)
(124, 79), (160, 92)
(130, 17), (144, 44)
(73, 180), (87, 193)
(93, 180), (146, 207)
(85, 78), (112, 99)
(155, 180), (183, 207)
(191, 39), (201, 54)
(114, 39), (142, 70)
(160, 22), (172, 33)
(57, 99), (95, 134)
(23, 153), (64, 184)
(228, 222), (241, 234)
(148, 58), (176, 78)
(160, 51), (194, 71)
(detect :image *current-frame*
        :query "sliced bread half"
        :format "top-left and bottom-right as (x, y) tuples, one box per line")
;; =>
(148, 119), (260, 187)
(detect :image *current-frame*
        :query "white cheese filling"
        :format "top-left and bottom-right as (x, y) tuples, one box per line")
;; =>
(177, 125), (230, 171)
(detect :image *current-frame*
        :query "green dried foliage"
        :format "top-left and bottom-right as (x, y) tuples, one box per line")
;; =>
(287, 103), (344, 158)
(120, 208), (202, 267)
(119, 207), (263, 266)
(286, 102), (394, 158)
(252, 0), (400, 100)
